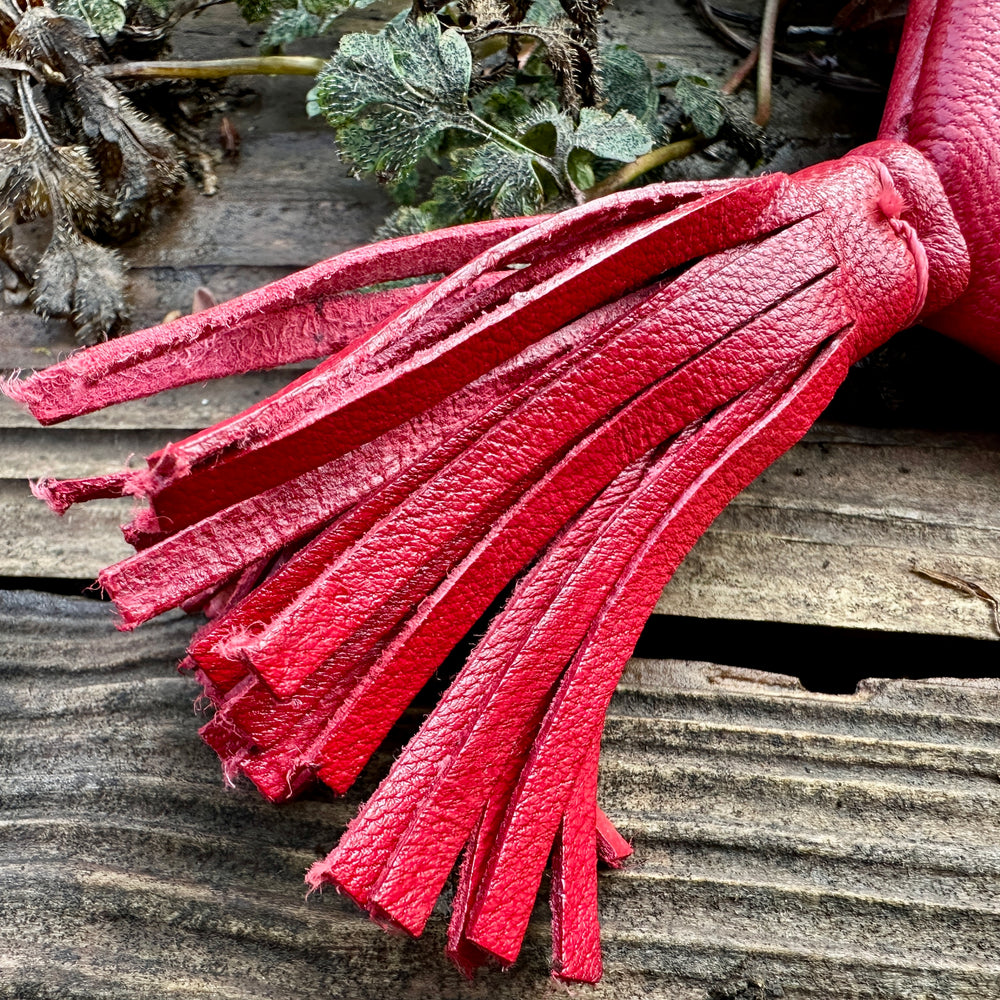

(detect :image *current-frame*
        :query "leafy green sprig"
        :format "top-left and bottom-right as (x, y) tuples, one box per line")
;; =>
(0, 0), (768, 340)
(312, 8), (665, 235)
(308, 4), (764, 236)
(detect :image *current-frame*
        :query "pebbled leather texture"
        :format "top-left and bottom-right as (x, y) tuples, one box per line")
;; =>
(3, 218), (544, 424)
(879, 0), (1000, 356)
(7, 0), (993, 978)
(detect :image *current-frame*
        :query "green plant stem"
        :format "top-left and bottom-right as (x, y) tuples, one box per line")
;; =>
(95, 56), (326, 80)
(582, 137), (706, 201)
(466, 111), (557, 170)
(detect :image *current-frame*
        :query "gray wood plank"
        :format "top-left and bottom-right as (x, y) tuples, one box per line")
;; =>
(0, 481), (134, 578)
(2, 590), (997, 999)
(123, 131), (392, 271)
(657, 424), (1000, 640)
(3, 422), (1000, 642)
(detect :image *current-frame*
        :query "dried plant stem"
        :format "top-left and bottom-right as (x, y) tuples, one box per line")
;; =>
(583, 137), (705, 201)
(912, 567), (1000, 637)
(754, 0), (781, 127)
(721, 47), (760, 95)
(95, 56), (326, 81)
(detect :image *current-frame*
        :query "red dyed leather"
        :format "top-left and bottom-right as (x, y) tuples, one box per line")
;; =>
(879, 0), (1000, 356)
(307, 452), (655, 909)
(595, 807), (633, 867)
(549, 756), (602, 983)
(312, 148), (960, 802)
(5, 217), (544, 424)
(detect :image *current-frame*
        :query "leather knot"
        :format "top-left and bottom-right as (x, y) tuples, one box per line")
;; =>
(852, 140), (970, 324)
(875, 159), (931, 327)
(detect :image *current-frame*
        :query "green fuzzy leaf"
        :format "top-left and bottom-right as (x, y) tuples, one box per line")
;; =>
(572, 106), (653, 163)
(262, 0), (379, 36)
(452, 143), (543, 218)
(566, 147), (594, 190)
(653, 58), (689, 87)
(471, 80), (533, 133)
(235, 0), (273, 23)
(523, 0), (564, 25)
(305, 82), (322, 117)
(674, 75), (725, 138)
(422, 174), (480, 227)
(374, 205), (435, 240)
(54, 0), (126, 40)
(387, 165), (421, 206)
(517, 100), (573, 161)
(599, 44), (658, 131)
(304, 0), (376, 14)
(261, 5), (324, 47)
(513, 102), (650, 199)
(315, 13), (479, 179)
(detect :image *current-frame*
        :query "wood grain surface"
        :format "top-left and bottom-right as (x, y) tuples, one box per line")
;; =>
(3, 409), (999, 640)
(2, 590), (998, 999)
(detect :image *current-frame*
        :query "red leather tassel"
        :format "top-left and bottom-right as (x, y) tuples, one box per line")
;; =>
(4, 217), (544, 425)
(550, 754), (602, 984)
(9, 0), (999, 979)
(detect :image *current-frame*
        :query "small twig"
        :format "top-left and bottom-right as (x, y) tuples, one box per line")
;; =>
(694, 0), (882, 93)
(473, 25), (596, 112)
(721, 47), (759, 95)
(754, 0), (780, 126)
(94, 56), (326, 81)
(171, 0), (231, 18)
(912, 567), (1000, 637)
(582, 137), (707, 201)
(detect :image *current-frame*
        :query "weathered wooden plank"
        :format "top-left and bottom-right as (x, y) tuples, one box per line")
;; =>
(3, 423), (999, 642)
(657, 425), (1000, 640)
(603, 0), (876, 154)
(0, 429), (181, 479)
(124, 132), (392, 271)
(2, 590), (997, 999)
(0, 482), (134, 578)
